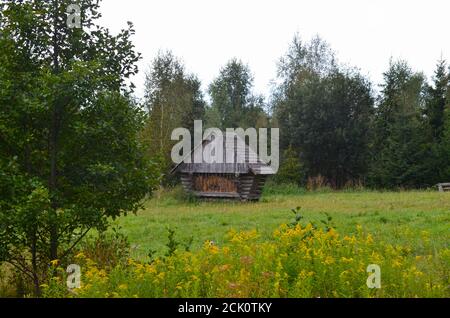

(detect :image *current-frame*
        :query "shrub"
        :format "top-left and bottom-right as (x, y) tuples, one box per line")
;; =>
(306, 175), (332, 191)
(0, 263), (17, 297)
(76, 228), (131, 270)
(274, 146), (305, 185)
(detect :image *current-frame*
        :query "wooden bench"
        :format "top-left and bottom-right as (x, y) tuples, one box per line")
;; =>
(437, 183), (450, 192)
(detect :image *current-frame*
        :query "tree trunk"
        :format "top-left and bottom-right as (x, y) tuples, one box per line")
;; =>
(49, 0), (60, 262)
(31, 232), (41, 297)
(49, 102), (59, 261)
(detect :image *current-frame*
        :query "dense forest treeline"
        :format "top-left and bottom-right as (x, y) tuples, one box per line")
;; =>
(143, 36), (450, 189)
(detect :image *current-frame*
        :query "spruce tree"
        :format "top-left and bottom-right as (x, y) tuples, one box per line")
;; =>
(369, 60), (430, 188)
(425, 59), (449, 141)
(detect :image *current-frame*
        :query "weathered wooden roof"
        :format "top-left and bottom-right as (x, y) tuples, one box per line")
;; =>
(172, 132), (276, 175)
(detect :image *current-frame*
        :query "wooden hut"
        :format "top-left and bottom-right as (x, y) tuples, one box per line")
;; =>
(171, 132), (276, 201)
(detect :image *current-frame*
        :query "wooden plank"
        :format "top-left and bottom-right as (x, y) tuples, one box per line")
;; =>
(179, 163), (250, 174)
(437, 183), (450, 192)
(194, 191), (240, 198)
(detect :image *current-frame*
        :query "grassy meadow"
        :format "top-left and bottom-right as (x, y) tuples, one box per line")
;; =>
(113, 186), (450, 261)
(19, 185), (449, 298)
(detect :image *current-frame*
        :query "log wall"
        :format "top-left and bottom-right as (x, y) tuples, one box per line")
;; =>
(180, 173), (267, 201)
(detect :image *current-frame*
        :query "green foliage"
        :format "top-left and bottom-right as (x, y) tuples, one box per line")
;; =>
(368, 60), (431, 188)
(441, 105), (450, 180)
(0, 263), (16, 297)
(142, 50), (206, 185)
(274, 146), (304, 185)
(426, 62), (450, 183)
(208, 58), (268, 129)
(273, 36), (450, 190)
(78, 228), (131, 270)
(262, 182), (307, 196)
(319, 212), (336, 233)
(289, 206), (303, 228)
(425, 59), (449, 142)
(164, 227), (194, 257)
(146, 227), (194, 261)
(165, 227), (179, 257)
(289, 207), (336, 233)
(0, 0), (158, 295)
(274, 36), (374, 188)
(0, 157), (50, 292)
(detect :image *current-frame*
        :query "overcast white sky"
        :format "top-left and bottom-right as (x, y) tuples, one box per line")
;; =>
(99, 0), (450, 100)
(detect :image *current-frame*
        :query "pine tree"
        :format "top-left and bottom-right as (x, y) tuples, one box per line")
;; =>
(439, 87), (450, 181)
(369, 60), (430, 188)
(425, 59), (449, 141)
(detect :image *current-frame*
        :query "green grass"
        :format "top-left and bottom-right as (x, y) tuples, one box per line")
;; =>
(113, 187), (450, 261)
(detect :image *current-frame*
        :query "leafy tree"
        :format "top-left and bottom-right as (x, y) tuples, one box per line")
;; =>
(273, 35), (336, 153)
(274, 35), (373, 188)
(208, 58), (267, 129)
(0, 0), (157, 295)
(142, 51), (205, 184)
(181, 76), (206, 133)
(276, 33), (336, 86)
(204, 104), (222, 129)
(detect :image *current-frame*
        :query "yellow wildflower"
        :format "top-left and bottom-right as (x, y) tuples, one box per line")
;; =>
(323, 256), (335, 265)
(341, 257), (354, 264)
(145, 264), (157, 274)
(393, 258), (402, 268)
(157, 272), (166, 280)
(50, 259), (59, 266)
(75, 252), (85, 259)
